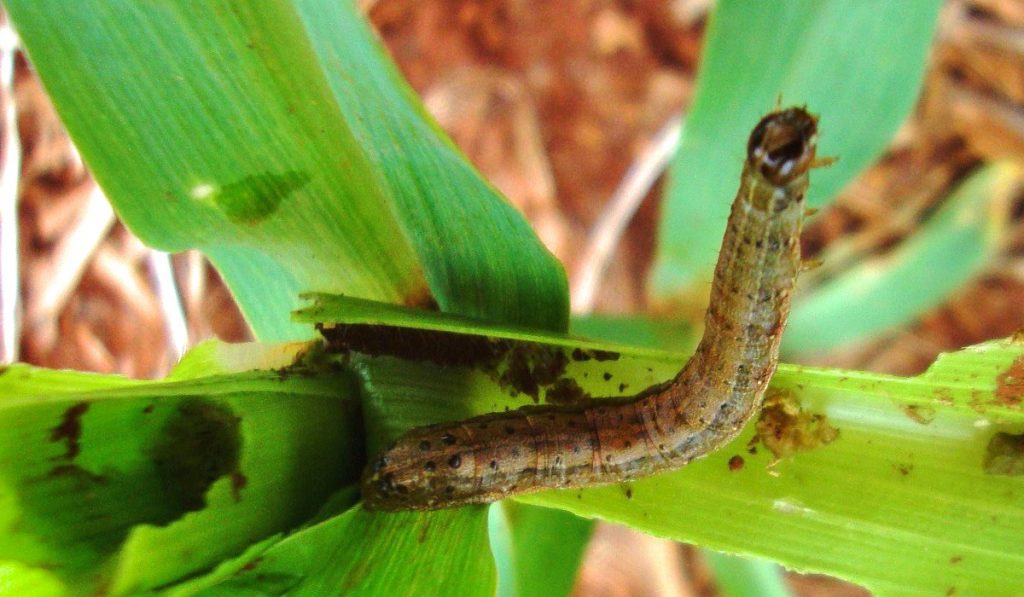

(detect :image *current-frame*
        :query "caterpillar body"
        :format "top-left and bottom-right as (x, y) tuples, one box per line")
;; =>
(362, 107), (819, 511)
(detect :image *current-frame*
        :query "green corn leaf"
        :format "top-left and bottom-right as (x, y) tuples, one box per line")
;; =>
(308, 296), (1024, 595)
(650, 0), (942, 306)
(490, 503), (593, 597)
(783, 162), (1018, 355)
(570, 316), (698, 354)
(0, 342), (362, 594)
(174, 504), (494, 597)
(5, 1), (991, 595)
(702, 551), (792, 597)
(6, 1), (574, 593)
(570, 319), (790, 597)
(6, 0), (568, 341)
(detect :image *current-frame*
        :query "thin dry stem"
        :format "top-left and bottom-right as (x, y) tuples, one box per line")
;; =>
(572, 115), (682, 313)
(148, 250), (188, 364)
(27, 184), (115, 334)
(0, 20), (20, 363)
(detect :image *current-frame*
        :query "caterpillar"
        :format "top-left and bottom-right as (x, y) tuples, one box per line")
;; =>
(361, 107), (819, 511)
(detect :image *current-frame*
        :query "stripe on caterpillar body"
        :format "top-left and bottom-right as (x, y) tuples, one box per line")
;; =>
(361, 107), (819, 511)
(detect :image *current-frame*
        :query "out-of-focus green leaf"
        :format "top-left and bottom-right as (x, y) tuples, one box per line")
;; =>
(0, 344), (361, 594)
(570, 316), (697, 354)
(166, 338), (317, 380)
(310, 297), (1024, 595)
(0, 562), (64, 597)
(703, 551), (791, 597)
(650, 0), (942, 305)
(6, 0), (567, 341)
(783, 163), (1018, 355)
(491, 503), (593, 597)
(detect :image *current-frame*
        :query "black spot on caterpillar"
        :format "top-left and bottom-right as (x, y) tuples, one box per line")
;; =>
(361, 107), (819, 511)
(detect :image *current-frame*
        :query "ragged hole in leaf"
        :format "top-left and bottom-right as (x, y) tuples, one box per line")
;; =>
(902, 404), (937, 425)
(499, 344), (568, 402)
(150, 399), (242, 511)
(983, 432), (1024, 476)
(545, 377), (591, 405)
(50, 402), (89, 461)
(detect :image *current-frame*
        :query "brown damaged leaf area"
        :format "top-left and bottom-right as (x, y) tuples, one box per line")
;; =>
(749, 390), (840, 462)
(318, 323), (509, 370)
(401, 285), (439, 311)
(50, 402), (90, 461)
(994, 356), (1024, 408)
(983, 432), (1024, 476)
(902, 404), (937, 425)
(499, 343), (569, 401)
(545, 377), (592, 405)
(317, 323), (611, 403)
(151, 400), (243, 511)
(230, 471), (248, 503)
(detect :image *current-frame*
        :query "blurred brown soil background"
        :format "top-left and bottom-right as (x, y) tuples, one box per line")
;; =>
(7, 0), (1024, 595)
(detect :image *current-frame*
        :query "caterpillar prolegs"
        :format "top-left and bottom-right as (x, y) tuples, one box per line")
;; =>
(362, 107), (819, 511)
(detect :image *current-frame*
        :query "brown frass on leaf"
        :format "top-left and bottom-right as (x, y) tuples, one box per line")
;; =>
(749, 390), (840, 462)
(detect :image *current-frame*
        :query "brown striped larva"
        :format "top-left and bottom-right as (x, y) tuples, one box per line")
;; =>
(361, 107), (818, 511)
